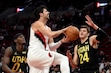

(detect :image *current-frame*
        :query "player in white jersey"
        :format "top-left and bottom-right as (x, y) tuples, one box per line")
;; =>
(27, 5), (71, 73)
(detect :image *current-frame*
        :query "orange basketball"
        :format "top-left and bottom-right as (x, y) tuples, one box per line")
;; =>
(65, 26), (79, 41)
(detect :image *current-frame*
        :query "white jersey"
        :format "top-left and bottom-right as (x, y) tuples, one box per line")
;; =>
(27, 26), (70, 73)
(28, 26), (50, 51)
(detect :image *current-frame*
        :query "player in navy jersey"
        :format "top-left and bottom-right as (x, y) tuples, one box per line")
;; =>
(67, 15), (108, 73)
(2, 33), (28, 73)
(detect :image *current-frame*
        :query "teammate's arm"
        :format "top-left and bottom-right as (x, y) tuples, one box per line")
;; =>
(2, 47), (14, 73)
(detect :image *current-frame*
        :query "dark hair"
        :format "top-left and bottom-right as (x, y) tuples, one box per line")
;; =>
(80, 25), (90, 33)
(34, 5), (48, 20)
(12, 33), (23, 44)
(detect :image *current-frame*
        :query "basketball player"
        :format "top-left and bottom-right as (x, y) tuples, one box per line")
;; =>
(2, 33), (28, 73)
(66, 15), (108, 73)
(27, 5), (70, 73)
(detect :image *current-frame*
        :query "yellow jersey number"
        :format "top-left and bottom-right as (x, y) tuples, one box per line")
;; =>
(12, 62), (20, 72)
(79, 52), (89, 64)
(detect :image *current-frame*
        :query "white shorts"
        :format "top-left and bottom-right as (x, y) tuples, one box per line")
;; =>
(27, 47), (69, 73)
(27, 49), (55, 68)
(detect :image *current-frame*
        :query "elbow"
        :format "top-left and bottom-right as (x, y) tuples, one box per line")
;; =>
(47, 33), (56, 38)
(74, 62), (78, 66)
(73, 60), (78, 66)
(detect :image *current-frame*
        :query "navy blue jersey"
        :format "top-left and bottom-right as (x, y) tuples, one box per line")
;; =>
(9, 46), (28, 73)
(77, 39), (99, 73)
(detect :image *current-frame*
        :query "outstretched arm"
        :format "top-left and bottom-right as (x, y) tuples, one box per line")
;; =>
(85, 15), (99, 30)
(85, 15), (108, 41)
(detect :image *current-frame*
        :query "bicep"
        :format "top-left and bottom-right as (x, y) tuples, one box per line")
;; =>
(2, 48), (12, 65)
(90, 35), (99, 46)
(34, 22), (53, 37)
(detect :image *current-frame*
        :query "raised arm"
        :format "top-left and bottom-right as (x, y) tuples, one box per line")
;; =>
(85, 15), (108, 41)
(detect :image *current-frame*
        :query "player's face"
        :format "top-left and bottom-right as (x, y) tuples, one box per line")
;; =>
(79, 28), (89, 39)
(42, 8), (50, 19)
(15, 35), (26, 44)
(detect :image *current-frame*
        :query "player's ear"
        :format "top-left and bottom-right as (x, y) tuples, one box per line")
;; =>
(39, 13), (43, 17)
(14, 39), (17, 43)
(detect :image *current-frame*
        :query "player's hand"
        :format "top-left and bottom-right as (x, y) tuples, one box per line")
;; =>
(60, 37), (70, 43)
(66, 50), (72, 60)
(62, 25), (73, 34)
(85, 15), (98, 30)
(85, 15), (95, 26)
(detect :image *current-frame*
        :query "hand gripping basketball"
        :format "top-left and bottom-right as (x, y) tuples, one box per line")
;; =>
(64, 26), (79, 41)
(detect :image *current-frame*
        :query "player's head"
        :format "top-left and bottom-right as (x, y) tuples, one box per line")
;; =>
(12, 33), (26, 45)
(79, 25), (90, 39)
(34, 5), (50, 20)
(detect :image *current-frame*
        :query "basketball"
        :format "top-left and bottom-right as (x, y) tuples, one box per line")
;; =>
(65, 26), (79, 41)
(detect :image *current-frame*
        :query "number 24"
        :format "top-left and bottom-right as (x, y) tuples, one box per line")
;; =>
(79, 52), (89, 64)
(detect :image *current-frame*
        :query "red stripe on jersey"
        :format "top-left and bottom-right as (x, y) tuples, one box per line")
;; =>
(35, 31), (46, 49)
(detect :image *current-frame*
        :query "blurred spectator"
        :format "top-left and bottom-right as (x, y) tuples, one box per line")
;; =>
(50, 65), (61, 73)
(101, 68), (106, 73)
(0, 44), (5, 73)
(106, 66), (111, 73)
(98, 51), (107, 63)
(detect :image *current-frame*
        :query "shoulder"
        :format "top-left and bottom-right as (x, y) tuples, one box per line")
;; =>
(89, 35), (97, 40)
(4, 47), (13, 56)
(89, 35), (99, 46)
(46, 25), (51, 30)
(31, 21), (45, 31)
(5, 47), (13, 52)
(74, 45), (78, 51)
(89, 35), (99, 43)
(32, 21), (43, 27)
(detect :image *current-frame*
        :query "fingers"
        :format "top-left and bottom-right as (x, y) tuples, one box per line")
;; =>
(66, 50), (70, 53)
(66, 50), (71, 56)
(61, 37), (70, 43)
(66, 50), (70, 55)
(85, 15), (91, 21)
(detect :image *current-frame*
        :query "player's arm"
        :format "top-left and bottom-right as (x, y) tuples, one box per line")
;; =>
(85, 15), (108, 42)
(66, 50), (77, 69)
(73, 45), (79, 66)
(2, 47), (14, 73)
(48, 37), (69, 51)
(32, 21), (67, 38)
(66, 45), (78, 68)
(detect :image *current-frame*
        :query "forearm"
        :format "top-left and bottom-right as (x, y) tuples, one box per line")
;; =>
(91, 23), (99, 30)
(49, 41), (62, 51)
(91, 23), (108, 41)
(69, 58), (77, 68)
(52, 29), (64, 38)
(2, 65), (13, 73)
(96, 27), (108, 41)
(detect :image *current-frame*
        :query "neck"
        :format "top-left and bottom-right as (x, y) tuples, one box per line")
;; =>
(16, 44), (24, 52)
(39, 17), (48, 25)
(80, 37), (88, 44)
